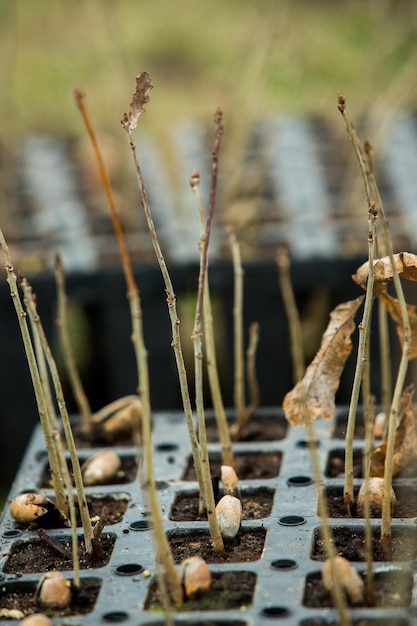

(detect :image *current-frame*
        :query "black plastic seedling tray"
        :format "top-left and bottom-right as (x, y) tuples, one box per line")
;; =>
(1, 407), (416, 625)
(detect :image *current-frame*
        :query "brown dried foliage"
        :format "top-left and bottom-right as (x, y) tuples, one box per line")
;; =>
(283, 296), (364, 425)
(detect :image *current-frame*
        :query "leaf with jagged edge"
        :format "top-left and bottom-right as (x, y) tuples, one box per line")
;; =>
(378, 290), (417, 360)
(352, 251), (417, 291)
(370, 384), (417, 477)
(126, 72), (153, 130)
(283, 296), (364, 426)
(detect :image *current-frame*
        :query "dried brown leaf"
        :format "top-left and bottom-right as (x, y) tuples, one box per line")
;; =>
(127, 72), (153, 130)
(283, 296), (364, 426)
(378, 290), (417, 360)
(352, 252), (417, 290)
(370, 385), (417, 477)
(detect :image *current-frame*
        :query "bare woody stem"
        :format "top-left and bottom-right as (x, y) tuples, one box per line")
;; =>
(54, 252), (92, 428)
(246, 321), (260, 415)
(227, 226), (246, 429)
(20, 277), (95, 555)
(75, 90), (181, 600)
(121, 112), (221, 554)
(0, 230), (67, 515)
(190, 171), (233, 468)
(364, 141), (392, 421)
(343, 206), (377, 514)
(276, 244), (305, 384)
(189, 110), (225, 551)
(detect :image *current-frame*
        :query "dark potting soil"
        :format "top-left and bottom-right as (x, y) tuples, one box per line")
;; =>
(326, 448), (417, 479)
(311, 526), (417, 561)
(182, 451), (282, 481)
(325, 486), (417, 518)
(145, 570), (256, 612)
(205, 414), (288, 443)
(3, 533), (116, 574)
(169, 487), (274, 521)
(303, 568), (412, 608)
(168, 527), (266, 564)
(39, 455), (138, 488)
(0, 577), (101, 619)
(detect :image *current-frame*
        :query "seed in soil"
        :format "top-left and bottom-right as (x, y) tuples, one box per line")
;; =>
(311, 525), (417, 562)
(12, 493), (130, 530)
(3, 533), (116, 574)
(169, 487), (274, 521)
(0, 577), (101, 618)
(303, 567), (412, 608)
(325, 485), (417, 518)
(145, 570), (256, 612)
(182, 451), (282, 481)
(204, 411), (288, 443)
(39, 455), (138, 488)
(168, 527), (266, 563)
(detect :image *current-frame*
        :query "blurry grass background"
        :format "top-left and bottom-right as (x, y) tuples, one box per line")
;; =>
(1, 0), (417, 145)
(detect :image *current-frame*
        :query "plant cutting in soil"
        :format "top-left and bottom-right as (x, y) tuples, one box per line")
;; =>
(2, 75), (417, 625)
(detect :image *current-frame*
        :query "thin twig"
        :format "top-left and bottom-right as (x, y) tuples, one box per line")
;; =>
(37, 528), (67, 557)
(276, 245), (305, 384)
(0, 230), (67, 515)
(54, 252), (92, 428)
(227, 226), (246, 429)
(76, 87), (181, 603)
(190, 168), (233, 467)
(20, 276), (95, 556)
(245, 321), (260, 416)
(343, 206), (377, 514)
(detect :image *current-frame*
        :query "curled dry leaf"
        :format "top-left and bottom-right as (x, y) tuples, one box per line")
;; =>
(378, 291), (417, 360)
(180, 556), (211, 598)
(370, 385), (417, 477)
(352, 251), (417, 290)
(322, 556), (364, 604)
(126, 71), (153, 130)
(283, 296), (364, 425)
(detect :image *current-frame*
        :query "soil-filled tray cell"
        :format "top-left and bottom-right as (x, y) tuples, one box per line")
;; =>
(182, 451), (282, 481)
(325, 485), (417, 519)
(39, 454), (138, 488)
(326, 448), (417, 479)
(168, 527), (266, 563)
(303, 567), (412, 608)
(3, 533), (116, 574)
(11, 493), (130, 531)
(311, 526), (417, 562)
(170, 487), (274, 521)
(0, 576), (101, 620)
(145, 570), (256, 612)
(205, 411), (288, 443)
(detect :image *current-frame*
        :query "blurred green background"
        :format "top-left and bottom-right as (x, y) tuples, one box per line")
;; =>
(1, 0), (417, 144)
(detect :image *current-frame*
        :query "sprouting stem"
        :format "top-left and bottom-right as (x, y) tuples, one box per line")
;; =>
(227, 226), (246, 429)
(54, 252), (92, 428)
(0, 230), (67, 515)
(20, 276), (95, 555)
(190, 169), (233, 467)
(75, 88), (181, 601)
(245, 321), (260, 417)
(343, 206), (377, 514)
(121, 117), (205, 522)
(276, 245), (305, 383)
